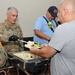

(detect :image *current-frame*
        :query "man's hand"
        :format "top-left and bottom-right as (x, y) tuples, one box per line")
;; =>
(30, 46), (37, 54)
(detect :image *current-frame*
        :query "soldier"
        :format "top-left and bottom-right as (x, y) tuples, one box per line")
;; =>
(0, 42), (7, 67)
(0, 7), (24, 53)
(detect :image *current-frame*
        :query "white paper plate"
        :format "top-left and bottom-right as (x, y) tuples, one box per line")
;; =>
(25, 44), (31, 49)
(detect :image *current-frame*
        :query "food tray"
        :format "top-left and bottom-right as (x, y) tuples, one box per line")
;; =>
(8, 51), (50, 73)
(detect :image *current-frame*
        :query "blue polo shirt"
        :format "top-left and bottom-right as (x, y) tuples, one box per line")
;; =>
(33, 15), (57, 44)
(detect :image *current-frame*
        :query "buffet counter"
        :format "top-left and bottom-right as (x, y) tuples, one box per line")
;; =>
(8, 51), (50, 75)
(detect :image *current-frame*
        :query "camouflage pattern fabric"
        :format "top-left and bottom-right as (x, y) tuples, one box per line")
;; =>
(0, 47), (7, 68)
(0, 20), (24, 53)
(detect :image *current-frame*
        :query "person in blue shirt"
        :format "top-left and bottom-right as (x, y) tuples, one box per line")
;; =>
(33, 6), (58, 44)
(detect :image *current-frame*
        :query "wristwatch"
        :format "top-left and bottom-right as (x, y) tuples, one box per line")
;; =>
(48, 39), (50, 42)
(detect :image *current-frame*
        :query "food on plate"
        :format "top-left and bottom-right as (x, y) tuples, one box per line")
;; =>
(27, 41), (34, 46)
(26, 41), (42, 49)
(32, 42), (41, 48)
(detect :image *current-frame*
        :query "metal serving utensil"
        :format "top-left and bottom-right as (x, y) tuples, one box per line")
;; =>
(18, 39), (27, 43)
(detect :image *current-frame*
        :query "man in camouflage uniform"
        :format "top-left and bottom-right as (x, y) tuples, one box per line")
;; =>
(0, 42), (7, 67)
(0, 7), (24, 53)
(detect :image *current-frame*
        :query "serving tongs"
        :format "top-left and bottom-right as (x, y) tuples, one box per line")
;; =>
(18, 39), (27, 43)
(18, 39), (31, 49)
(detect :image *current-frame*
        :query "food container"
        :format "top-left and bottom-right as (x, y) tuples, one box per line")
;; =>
(8, 51), (50, 74)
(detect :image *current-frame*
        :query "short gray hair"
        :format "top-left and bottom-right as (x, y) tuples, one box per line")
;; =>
(7, 7), (18, 13)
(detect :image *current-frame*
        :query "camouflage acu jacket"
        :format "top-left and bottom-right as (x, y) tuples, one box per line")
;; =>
(0, 20), (24, 53)
(0, 42), (7, 67)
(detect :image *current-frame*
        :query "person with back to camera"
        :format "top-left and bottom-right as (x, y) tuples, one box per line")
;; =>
(0, 7), (24, 53)
(30, 0), (75, 75)
(33, 6), (58, 44)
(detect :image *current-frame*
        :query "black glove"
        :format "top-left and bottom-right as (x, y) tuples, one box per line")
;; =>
(9, 35), (20, 41)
